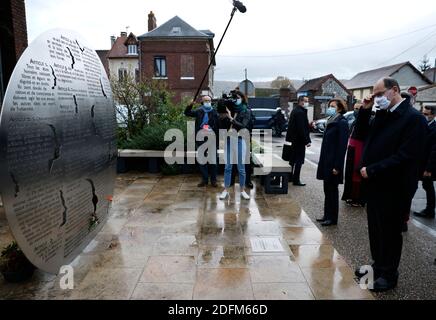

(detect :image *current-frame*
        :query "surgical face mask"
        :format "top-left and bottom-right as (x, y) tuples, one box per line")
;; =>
(326, 107), (336, 117)
(203, 102), (212, 108)
(374, 88), (395, 110)
(235, 98), (242, 106)
(374, 96), (391, 110)
(425, 115), (434, 122)
(353, 110), (359, 117)
(303, 102), (309, 108)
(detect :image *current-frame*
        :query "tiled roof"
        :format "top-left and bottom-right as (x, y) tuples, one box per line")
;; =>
(298, 74), (334, 92)
(107, 33), (138, 59)
(138, 16), (212, 40)
(345, 62), (432, 89)
(424, 67), (436, 83)
(298, 74), (349, 95)
(417, 84), (436, 102)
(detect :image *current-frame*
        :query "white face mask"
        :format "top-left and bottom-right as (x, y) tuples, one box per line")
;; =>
(326, 107), (336, 117)
(303, 102), (309, 108)
(374, 96), (391, 110)
(203, 102), (212, 108)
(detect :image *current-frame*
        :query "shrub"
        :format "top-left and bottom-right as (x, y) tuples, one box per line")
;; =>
(122, 120), (187, 151)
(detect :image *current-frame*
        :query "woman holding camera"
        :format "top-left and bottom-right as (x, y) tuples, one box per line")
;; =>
(219, 91), (251, 200)
(316, 98), (349, 226)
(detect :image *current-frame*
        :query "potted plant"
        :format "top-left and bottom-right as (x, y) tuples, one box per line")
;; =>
(0, 241), (35, 283)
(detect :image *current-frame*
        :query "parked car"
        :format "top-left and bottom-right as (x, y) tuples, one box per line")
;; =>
(251, 108), (288, 137)
(311, 111), (356, 135)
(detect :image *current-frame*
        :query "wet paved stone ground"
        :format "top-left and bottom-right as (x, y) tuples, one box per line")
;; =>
(291, 162), (436, 300)
(0, 173), (374, 300)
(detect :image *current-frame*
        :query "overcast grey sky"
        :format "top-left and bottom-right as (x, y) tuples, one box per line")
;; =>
(26, 0), (436, 81)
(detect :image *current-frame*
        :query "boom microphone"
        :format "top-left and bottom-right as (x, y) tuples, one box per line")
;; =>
(233, 0), (247, 13)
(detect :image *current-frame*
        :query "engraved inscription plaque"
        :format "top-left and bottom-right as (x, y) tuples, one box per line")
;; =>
(0, 29), (117, 274)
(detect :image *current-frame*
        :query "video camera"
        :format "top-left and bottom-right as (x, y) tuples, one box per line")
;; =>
(217, 90), (238, 114)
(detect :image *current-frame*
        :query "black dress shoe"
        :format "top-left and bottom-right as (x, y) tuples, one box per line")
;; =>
(370, 277), (398, 292)
(413, 209), (435, 218)
(402, 222), (408, 233)
(293, 182), (306, 186)
(197, 182), (207, 187)
(246, 182), (254, 189)
(316, 218), (326, 222)
(320, 220), (337, 226)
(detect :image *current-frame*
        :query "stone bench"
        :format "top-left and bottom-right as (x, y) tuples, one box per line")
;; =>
(117, 149), (226, 173)
(252, 153), (292, 194)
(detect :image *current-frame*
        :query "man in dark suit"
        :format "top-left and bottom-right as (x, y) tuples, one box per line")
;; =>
(414, 105), (436, 219)
(355, 77), (427, 292)
(285, 96), (311, 186)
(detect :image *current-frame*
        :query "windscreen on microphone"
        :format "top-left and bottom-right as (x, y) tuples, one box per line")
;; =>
(233, 0), (247, 13)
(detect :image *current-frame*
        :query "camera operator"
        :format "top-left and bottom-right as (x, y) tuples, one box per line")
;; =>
(218, 90), (251, 200)
(185, 95), (220, 187)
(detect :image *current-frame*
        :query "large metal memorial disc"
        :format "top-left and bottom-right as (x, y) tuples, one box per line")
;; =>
(0, 29), (117, 274)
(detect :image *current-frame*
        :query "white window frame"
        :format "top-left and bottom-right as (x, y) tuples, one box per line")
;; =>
(127, 44), (137, 55)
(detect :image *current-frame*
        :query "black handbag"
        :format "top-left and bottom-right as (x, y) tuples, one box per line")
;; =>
(282, 143), (292, 161)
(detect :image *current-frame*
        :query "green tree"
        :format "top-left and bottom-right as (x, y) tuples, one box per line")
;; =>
(271, 76), (293, 89)
(419, 55), (432, 72)
(111, 76), (180, 139)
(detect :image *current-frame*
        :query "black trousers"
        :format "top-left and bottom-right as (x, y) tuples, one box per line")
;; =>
(366, 196), (403, 280)
(422, 178), (435, 211)
(323, 180), (339, 222)
(292, 163), (303, 183)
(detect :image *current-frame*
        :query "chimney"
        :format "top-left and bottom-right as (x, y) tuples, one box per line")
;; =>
(120, 31), (127, 37)
(110, 36), (116, 47)
(148, 11), (157, 31)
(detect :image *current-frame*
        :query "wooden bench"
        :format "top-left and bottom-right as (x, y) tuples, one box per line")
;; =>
(252, 153), (292, 194)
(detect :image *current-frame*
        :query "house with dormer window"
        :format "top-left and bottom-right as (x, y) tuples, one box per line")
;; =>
(105, 31), (140, 83)
(138, 12), (215, 102)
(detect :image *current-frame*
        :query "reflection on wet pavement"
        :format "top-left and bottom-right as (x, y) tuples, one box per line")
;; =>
(0, 173), (374, 300)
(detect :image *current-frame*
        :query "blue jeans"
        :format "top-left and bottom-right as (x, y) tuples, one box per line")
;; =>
(224, 137), (246, 188)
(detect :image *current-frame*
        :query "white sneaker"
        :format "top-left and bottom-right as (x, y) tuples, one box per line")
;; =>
(219, 190), (229, 200)
(241, 191), (250, 200)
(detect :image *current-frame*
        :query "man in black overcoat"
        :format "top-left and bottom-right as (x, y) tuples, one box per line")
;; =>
(355, 77), (427, 292)
(285, 96), (311, 186)
(414, 105), (436, 219)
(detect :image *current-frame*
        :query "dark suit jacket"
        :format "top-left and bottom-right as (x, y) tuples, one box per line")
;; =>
(421, 120), (436, 179)
(184, 105), (219, 135)
(316, 115), (349, 183)
(356, 100), (427, 204)
(285, 105), (311, 165)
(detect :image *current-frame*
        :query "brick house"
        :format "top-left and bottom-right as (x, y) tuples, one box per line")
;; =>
(0, 0), (28, 106)
(297, 74), (351, 121)
(138, 12), (215, 102)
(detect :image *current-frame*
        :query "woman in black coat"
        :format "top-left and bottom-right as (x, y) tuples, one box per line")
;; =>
(316, 98), (350, 226)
